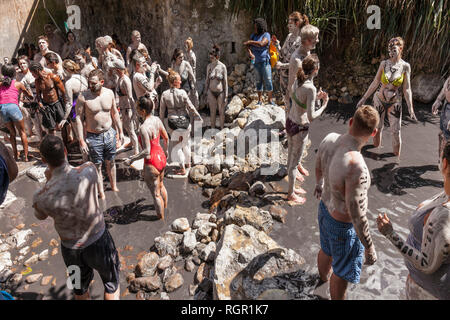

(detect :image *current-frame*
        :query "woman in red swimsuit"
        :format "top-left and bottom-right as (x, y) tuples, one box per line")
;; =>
(125, 93), (169, 220)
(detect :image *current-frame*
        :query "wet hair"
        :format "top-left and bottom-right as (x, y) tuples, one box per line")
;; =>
(1, 64), (16, 87)
(18, 55), (30, 64)
(17, 48), (28, 57)
(131, 30), (141, 38)
(88, 68), (104, 81)
(300, 24), (319, 42)
(289, 12), (309, 29)
(29, 61), (44, 73)
(37, 35), (49, 45)
(63, 59), (81, 74)
(296, 54), (319, 87)
(11, 58), (18, 66)
(39, 135), (66, 167)
(137, 92), (154, 115)
(166, 68), (179, 86)
(352, 105), (380, 136)
(210, 44), (220, 59)
(171, 48), (183, 63)
(44, 52), (59, 64)
(253, 18), (267, 35)
(443, 141), (450, 163)
(185, 37), (194, 50)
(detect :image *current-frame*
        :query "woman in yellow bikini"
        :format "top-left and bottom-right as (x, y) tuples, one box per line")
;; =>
(357, 37), (417, 163)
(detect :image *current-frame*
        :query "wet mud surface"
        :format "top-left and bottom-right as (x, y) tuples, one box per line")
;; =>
(0, 103), (441, 300)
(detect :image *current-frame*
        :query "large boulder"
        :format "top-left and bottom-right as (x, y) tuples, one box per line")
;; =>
(225, 96), (244, 123)
(213, 224), (307, 300)
(411, 74), (445, 103)
(154, 232), (183, 257)
(224, 206), (273, 234)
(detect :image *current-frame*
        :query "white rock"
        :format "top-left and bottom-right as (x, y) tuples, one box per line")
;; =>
(0, 252), (12, 273)
(24, 254), (39, 266)
(5, 229), (33, 249)
(200, 242), (216, 262)
(171, 218), (190, 233)
(182, 230), (197, 253)
(19, 246), (30, 256)
(26, 164), (48, 183)
(0, 191), (17, 209)
(38, 249), (49, 261)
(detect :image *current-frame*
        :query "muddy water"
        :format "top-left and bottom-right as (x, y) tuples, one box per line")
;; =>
(0, 103), (442, 300)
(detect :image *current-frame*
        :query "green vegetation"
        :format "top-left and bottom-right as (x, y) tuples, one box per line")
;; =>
(228, 0), (449, 76)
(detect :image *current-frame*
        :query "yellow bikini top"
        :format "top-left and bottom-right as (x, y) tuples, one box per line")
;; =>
(381, 69), (404, 87)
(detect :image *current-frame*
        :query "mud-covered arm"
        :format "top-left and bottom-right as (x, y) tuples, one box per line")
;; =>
(0, 141), (18, 183)
(186, 62), (196, 88)
(432, 77), (449, 114)
(62, 82), (74, 120)
(110, 93), (123, 138)
(357, 61), (384, 108)
(306, 87), (328, 122)
(402, 63), (415, 118)
(380, 208), (450, 274)
(124, 77), (135, 107)
(75, 94), (86, 144)
(205, 65), (211, 93)
(183, 92), (201, 120)
(345, 160), (376, 254)
(159, 95), (166, 121)
(288, 57), (302, 96)
(53, 74), (67, 104)
(32, 198), (48, 221)
(222, 65), (228, 103)
(128, 127), (150, 163)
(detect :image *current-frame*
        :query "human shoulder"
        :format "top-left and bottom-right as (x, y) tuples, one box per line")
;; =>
(402, 61), (411, 73)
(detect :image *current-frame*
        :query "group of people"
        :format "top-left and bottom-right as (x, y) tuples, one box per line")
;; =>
(0, 12), (448, 301)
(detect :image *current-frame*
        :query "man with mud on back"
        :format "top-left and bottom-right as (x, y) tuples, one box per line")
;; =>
(314, 105), (379, 300)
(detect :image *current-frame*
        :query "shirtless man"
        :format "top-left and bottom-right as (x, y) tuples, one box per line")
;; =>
(43, 24), (65, 54)
(30, 62), (67, 136)
(110, 59), (139, 155)
(287, 54), (328, 204)
(32, 135), (120, 300)
(95, 36), (124, 90)
(205, 44), (228, 129)
(315, 105), (378, 300)
(160, 69), (202, 175)
(75, 69), (124, 199)
(33, 36), (62, 69)
(431, 76), (450, 161)
(126, 31), (148, 72)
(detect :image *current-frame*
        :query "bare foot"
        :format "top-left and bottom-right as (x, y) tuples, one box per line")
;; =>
(296, 174), (305, 183)
(111, 187), (120, 192)
(157, 213), (165, 221)
(294, 187), (307, 195)
(99, 193), (106, 200)
(287, 193), (306, 204)
(297, 164), (309, 177)
(174, 168), (186, 176)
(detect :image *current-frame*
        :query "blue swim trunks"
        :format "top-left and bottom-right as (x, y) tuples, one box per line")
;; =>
(86, 127), (117, 164)
(318, 200), (364, 284)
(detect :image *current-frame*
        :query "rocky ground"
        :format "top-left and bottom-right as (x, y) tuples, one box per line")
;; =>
(0, 61), (444, 300)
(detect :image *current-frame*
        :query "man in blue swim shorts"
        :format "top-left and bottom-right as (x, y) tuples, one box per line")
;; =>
(314, 105), (379, 299)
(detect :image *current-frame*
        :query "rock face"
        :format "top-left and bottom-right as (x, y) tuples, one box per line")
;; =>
(154, 232), (183, 257)
(225, 206), (273, 234)
(225, 96), (244, 123)
(135, 252), (159, 277)
(26, 164), (48, 183)
(411, 74), (444, 103)
(213, 224), (306, 300)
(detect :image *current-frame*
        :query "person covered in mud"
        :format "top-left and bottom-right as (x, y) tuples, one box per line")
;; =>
(126, 31), (148, 72)
(32, 135), (120, 300)
(314, 105), (379, 300)
(432, 76), (450, 161)
(61, 31), (83, 60)
(17, 55), (43, 140)
(33, 36), (62, 69)
(0, 64), (33, 162)
(125, 93), (169, 220)
(74, 49), (97, 80)
(171, 48), (198, 109)
(288, 24), (319, 103)
(44, 52), (65, 81)
(275, 12), (309, 118)
(74, 69), (124, 199)
(109, 59), (139, 155)
(377, 141), (450, 300)
(43, 24), (65, 54)
(95, 36), (124, 90)
(287, 54), (328, 204)
(357, 37), (417, 163)
(205, 44), (228, 130)
(29, 62), (67, 137)
(185, 37), (196, 78)
(159, 69), (203, 176)
(244, 17), (275, 106)
(132, 50), (161, 113)
(62, 59), (88, 145)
